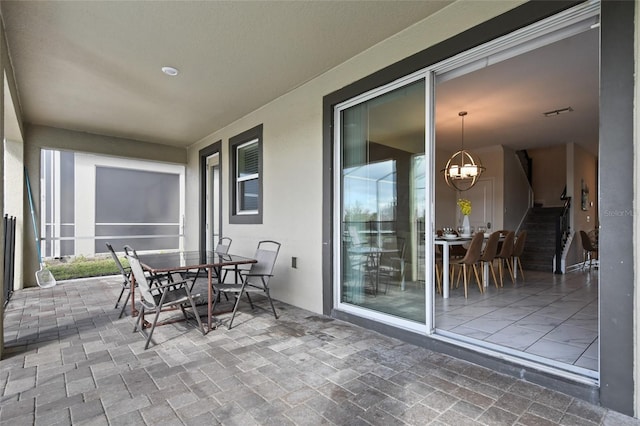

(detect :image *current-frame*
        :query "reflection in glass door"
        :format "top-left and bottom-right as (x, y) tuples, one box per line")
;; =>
(337, 78), (426, 323)
(206, 153), (221, 251)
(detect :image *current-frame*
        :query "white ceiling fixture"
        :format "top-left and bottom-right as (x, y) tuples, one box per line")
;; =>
(161, 66), (179, 76)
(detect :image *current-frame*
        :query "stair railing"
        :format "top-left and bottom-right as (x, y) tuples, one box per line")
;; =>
(554, 197), (571, 274)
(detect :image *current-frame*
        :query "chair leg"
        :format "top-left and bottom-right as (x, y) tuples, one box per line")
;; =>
(505, 258), (516, 284)
(227, 289), (245, 330)
(133, 305), (145, 332)
(488, 262), (499, 289)
(184, 287), (205, 335)
(454, 265), (462, 289)
(245, 291), (255, 309)
(516, 257), (525, 281)
(145, 308), (163, 350)
(115, 285), (126, 309)
(472, 264), (483, 294)
(462, 264), (468, 298)
(118, 288), (130, 319)
(264, 289), (278, 319)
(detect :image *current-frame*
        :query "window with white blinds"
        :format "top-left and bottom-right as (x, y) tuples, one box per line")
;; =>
(236, 139), (259, 212)
(230, 124), (263, 224)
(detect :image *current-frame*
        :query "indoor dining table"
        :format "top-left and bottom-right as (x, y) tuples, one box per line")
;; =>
(133, 251), (257, 332)
(435, 234), (504, 298)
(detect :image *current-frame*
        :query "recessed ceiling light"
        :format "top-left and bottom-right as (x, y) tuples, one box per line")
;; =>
(161, 66), (179, 76)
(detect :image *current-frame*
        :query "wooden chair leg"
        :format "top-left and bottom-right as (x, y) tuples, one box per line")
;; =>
(516, 257), (525, 281)
(488, 262), (499, 289)
(506, 258), (516, 284)
(463, 264), (468, 299)
(472, 264), (483, 294)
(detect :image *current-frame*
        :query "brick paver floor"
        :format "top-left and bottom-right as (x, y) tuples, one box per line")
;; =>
(1, 276), (638, 425)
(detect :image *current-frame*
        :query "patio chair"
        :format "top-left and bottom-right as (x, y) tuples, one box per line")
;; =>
(377, 236), (406, 294)
(126, 253), (205, 349)
(215, 236), (232, 255)
(106, 242), (133, 318)
(187, 237), (234, 286)
(212, 240), (281, 329)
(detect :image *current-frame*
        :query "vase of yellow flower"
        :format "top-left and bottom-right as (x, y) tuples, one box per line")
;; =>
(457, 199), (472, 235)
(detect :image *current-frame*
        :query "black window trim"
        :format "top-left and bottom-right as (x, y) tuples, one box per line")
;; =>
(229, 124), (263, 224)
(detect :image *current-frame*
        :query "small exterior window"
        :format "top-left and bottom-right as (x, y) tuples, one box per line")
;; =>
(230, 124), (263, 224)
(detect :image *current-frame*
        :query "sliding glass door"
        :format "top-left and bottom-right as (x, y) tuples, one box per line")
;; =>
(335, 77), (429, 326)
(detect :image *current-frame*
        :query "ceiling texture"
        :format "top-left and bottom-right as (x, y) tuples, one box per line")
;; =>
(0, 0), (451, 147)
(1, 1), (598, 155)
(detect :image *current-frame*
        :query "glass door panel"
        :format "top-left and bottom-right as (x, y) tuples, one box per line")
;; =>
(339, 79), (426, 322)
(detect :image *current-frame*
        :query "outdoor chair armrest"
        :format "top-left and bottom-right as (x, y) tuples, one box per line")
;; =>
(241, 273), (274, 278)
(149, 280), (189, 292)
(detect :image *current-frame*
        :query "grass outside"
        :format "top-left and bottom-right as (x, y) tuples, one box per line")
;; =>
(46, 256), (129, 280)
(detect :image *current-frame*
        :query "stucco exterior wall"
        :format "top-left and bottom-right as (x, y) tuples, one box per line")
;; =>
(184, 1), (523, 314)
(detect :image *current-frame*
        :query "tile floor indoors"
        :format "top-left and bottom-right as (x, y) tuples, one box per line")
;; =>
(1, 275), (636, 426)
(356, 268), (598, 373)
(437, 268), (598, 372)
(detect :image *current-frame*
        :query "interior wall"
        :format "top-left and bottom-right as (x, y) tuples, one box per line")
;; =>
(528, 144), (566, 207)
(434, 147), (457, 231)
(476, 145), (504, 232)
(436, 145), (505, 232)
(503, 146), (532, 231)
(567, 142), (598, 267)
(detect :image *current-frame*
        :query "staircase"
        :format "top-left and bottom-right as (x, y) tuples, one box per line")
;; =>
(520, 207), (565, 272)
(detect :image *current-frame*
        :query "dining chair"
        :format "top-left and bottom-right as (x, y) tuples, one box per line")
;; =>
(495, 231), (516, 287)
(106, 242), (133, 318)
(434, 246), (443, 295)
(212, 240), (281, 329)
(512, 230), (527, 280)
(127, 253), (205, 349)
(451, 232), (485, 298)
(579, 230), (598, 271)
(479, 232), (500, 288)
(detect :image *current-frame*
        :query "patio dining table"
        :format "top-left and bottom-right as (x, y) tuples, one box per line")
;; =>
(133, 251), (257, 332)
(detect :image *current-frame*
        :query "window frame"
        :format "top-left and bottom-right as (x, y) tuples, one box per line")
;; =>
(229, 124), (263, 224)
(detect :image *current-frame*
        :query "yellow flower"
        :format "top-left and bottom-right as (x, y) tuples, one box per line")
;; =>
(457, 199), (472, 216)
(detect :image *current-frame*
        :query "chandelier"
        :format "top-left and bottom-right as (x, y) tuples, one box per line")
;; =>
(442, 111), (485, 191)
